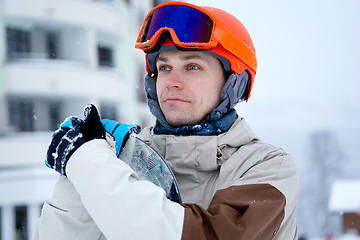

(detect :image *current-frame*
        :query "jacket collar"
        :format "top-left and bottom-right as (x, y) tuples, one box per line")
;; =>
(139, 117), (258, 170)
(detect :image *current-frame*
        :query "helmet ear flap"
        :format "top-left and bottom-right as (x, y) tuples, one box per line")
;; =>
(221, 70), (250, 108)
(241, 70), (251, 101)
(207, 70), (250, 122)
(144, 74), (173, 128)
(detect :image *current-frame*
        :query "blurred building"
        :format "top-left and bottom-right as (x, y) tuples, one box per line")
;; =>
(329, 180), (360, 236)
(0, 0), (168, 239)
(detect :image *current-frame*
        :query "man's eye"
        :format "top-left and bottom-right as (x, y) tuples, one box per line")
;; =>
(158, 66), (170, 71)
(188, 65), (199, 70)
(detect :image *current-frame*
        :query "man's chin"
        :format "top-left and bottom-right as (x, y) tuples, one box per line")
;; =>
(166, 119), (189, 128)
(165, 114), (201, 128)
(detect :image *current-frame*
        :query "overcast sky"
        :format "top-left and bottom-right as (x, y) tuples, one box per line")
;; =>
(186, 0), (360, 176)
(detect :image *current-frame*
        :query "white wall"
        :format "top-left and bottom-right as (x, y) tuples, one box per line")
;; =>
(61, 26), (91, 63)
(2, 0), (126, 36)
(3, 61), (128, 101)
(0, 166), (58, 239)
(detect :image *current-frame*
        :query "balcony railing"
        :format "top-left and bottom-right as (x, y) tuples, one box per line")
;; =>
(6, 52), (89, 67)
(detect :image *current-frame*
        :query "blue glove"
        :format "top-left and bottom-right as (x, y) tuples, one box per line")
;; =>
(101, 119), (141, 157)
(46, 104), (106, 176)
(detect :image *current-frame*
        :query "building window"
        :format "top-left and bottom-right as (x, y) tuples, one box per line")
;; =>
(98, 45), (113, 67)
(153, 0), (164, 7)
(8, 99), (34, 132)
(15, 206), (27, 240)
(100, 104), (118, 120)
(47, 32), (58, 59)
(6, 27), (31, 60)
(49, 103), (61, 130)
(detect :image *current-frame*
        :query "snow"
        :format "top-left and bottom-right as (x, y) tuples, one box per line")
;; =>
(337, 232), (360, 240)
(329, 180), (360, 212)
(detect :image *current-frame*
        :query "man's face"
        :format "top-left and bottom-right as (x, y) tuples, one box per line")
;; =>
(156, 50), (226, 127)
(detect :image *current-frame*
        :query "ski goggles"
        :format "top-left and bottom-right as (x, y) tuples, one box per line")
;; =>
(135, 2), (257, 72)
(136, 3), (216, 51)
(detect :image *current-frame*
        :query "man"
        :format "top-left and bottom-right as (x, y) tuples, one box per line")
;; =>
(33, 2), (298, 240)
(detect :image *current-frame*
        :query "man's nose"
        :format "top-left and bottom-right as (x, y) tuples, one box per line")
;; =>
(165, 71), (183, 89)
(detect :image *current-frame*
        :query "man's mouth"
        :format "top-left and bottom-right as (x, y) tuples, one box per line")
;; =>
(165, 98), (189, 103)
(163, 96), (191, 104)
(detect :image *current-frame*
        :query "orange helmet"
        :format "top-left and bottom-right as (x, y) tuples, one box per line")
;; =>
(135, 1), (257, 100)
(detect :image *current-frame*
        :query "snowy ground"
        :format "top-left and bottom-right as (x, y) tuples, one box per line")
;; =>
(337, 233), (360, 240)
(308, 233), (360, 240)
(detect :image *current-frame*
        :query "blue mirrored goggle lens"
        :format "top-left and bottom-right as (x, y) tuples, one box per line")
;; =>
(141, 5), (213, 44)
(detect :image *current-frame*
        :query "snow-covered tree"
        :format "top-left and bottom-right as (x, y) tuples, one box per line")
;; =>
(298, 129), (345, 238)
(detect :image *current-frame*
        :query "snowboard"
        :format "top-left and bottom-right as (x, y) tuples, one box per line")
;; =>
(118, 135), (182, 204)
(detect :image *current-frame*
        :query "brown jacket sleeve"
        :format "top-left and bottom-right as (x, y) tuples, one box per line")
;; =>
(181, 184), (285, 240)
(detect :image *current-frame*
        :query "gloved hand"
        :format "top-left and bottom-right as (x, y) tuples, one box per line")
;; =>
(46, 104), (106, 176)
(101, 119), (141, 157)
